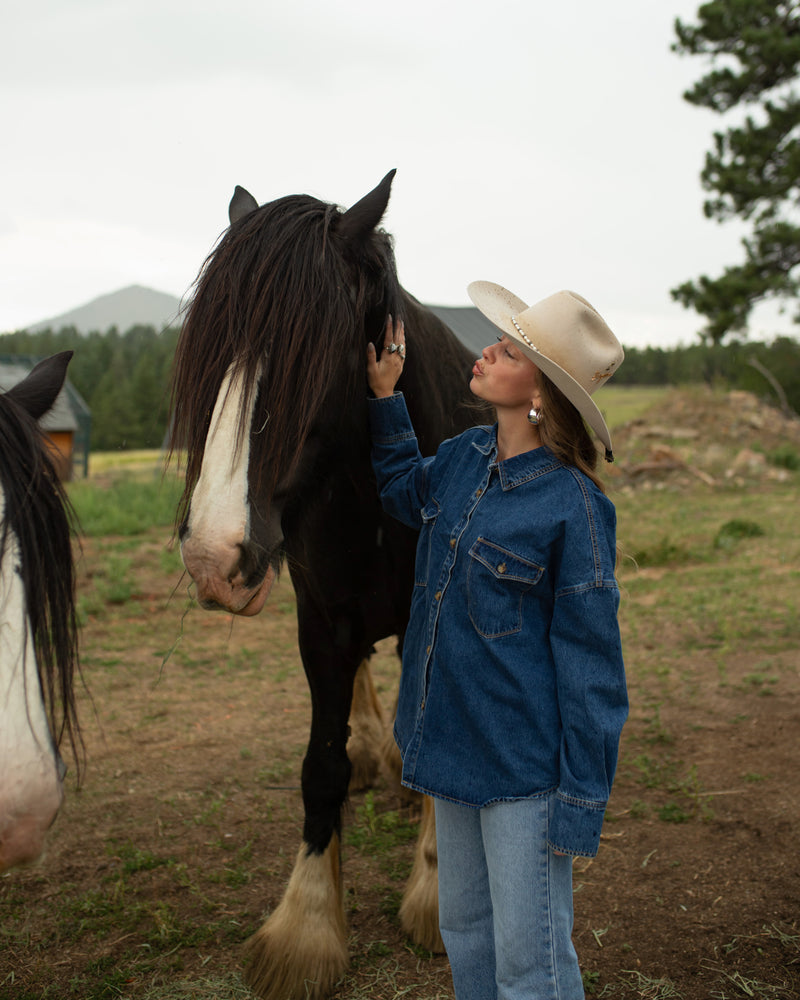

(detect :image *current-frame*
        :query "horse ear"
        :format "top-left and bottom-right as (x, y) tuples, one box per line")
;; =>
(6, 351), (72, 421)
(338, 169), (397, 241)
(229, 185), (259, 225)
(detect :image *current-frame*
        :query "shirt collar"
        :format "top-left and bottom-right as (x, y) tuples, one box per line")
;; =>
(471, 425), (563, 489)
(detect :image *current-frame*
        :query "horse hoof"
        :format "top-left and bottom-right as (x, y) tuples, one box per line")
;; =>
(244, 923), (348, 1000)
(244, 840), (349, 1000)
(399, 877), (445, 954)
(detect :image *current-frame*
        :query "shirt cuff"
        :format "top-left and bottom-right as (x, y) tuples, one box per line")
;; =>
(548, 792), (608, 858)
(367, 392), (416, 443)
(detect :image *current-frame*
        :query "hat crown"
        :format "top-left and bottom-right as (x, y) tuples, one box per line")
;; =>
(513, 291), (623, 398)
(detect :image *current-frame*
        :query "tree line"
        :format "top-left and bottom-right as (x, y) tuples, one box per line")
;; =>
(0, 323), (797, 455)
(0, 325), (179, 451)
(612, 335), (800, 415)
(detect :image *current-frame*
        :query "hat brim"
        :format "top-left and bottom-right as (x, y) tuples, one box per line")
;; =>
(467, 280), (613, 454)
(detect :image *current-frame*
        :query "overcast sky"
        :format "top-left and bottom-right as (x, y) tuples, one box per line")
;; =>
(1, 0), (789, 347)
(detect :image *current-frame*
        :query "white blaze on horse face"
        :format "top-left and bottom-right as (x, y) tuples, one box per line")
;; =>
(181, 363), (275, 616)
(0, 505), (64, 872)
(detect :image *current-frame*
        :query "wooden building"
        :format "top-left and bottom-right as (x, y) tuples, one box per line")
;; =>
(0, 359), (91, 480)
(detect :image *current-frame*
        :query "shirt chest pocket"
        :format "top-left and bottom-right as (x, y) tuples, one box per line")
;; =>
(467, 538), (545, 638)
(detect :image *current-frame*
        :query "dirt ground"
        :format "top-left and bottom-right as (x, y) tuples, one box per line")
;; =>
(1, 388), (799, 999)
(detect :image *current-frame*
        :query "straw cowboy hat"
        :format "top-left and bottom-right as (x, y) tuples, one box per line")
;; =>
(467, 281), (624, 458)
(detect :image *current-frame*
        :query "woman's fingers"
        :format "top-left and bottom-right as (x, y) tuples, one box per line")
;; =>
(382, 316), (405, 356)
(367, 317), (406, 398)
(383, 315), (395, 351)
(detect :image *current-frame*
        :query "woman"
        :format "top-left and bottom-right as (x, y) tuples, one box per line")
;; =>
(366, 282), (628, 1000)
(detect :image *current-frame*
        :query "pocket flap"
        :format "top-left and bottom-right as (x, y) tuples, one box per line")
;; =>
(469, 538), (544, 585)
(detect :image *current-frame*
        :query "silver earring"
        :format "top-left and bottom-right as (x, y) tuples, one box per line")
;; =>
(527, 405), (541, 426)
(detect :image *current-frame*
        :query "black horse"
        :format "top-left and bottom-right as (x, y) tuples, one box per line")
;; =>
(0, 352), (81, 872)
(170, 171), (481, 999)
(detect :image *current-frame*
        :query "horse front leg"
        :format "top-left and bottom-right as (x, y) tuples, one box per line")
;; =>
(244, 648), (356, 1000)
(400, 793), (444, 953)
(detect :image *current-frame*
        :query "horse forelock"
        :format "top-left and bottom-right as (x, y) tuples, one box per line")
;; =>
(0, 393), (82, 773)
(171, 190), (401, 521)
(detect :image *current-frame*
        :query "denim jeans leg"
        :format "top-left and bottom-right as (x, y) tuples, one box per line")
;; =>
(481, 796), (584, 1000)
(434, 798), (497, 1000)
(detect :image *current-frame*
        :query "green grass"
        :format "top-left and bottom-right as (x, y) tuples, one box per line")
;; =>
(69, 475), (183, 536)
(599, 385), (671, 429)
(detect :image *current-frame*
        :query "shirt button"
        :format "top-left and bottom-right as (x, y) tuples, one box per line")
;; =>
(434, 591), (442, 601)
(497, 563), (507, 574)
(420, 699), (425, 710)
(476, 488), (483, 497)
(450, 539), (456, 549)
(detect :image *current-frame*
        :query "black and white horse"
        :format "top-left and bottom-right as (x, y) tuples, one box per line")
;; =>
(0, 352), (80, 872)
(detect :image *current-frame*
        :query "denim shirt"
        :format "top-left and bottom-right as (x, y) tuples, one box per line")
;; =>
(368, 392), (628, 857)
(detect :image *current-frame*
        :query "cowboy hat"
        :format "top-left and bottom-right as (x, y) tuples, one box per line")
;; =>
(467, 281), (623, 457)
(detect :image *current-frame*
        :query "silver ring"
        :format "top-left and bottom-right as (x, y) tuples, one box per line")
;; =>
(398, 345), (406, 359)
(387, 342), (399, 354)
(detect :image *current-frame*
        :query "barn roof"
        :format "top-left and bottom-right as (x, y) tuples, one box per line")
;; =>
(427, 305), (499, 356)
(0, 361), (80, 433)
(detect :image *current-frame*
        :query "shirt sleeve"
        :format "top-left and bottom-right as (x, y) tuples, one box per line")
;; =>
(367, 392), (435, 529)
(547, 583), (628, 857)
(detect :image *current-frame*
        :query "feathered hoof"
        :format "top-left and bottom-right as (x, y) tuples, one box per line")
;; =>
(399, 868), (445, 954)
(243, 918), (349, 1000)
(244, 840), (349, 1000)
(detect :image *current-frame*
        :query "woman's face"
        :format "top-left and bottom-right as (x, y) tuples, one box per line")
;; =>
(470, 335), (539, 410)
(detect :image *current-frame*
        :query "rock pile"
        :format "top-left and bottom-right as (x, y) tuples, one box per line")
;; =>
(608, 388), (800, 490)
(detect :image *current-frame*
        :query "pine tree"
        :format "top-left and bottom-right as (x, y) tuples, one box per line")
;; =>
(671, 0), (800, 343)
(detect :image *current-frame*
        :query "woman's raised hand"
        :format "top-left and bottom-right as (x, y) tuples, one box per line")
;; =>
(366, 316), (406, 398)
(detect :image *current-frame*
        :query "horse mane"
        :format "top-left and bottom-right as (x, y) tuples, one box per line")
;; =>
(0, 392), (82, 773)
(170, 192), (403, 524)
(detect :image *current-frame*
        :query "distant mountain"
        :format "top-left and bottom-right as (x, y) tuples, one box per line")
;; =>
(20, 284), (497, 353)
(26, 285), (183, 334)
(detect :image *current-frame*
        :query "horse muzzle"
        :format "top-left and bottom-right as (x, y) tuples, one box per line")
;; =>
(180, 533), (277, 617)
(196, 564), (276, 617)
(0, 759), (64, 873)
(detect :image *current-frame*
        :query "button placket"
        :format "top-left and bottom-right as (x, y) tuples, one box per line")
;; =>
(420, 463), (494, 709)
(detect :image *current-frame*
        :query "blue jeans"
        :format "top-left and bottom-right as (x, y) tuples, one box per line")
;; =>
(434, 795), (584, 1000)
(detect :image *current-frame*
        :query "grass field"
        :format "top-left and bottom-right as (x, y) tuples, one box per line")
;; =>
(1, 386), (798, 1000)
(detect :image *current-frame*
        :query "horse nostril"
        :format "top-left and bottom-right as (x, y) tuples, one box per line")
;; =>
(200, 598), (225, 611)
(238, 540), (273, 590)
